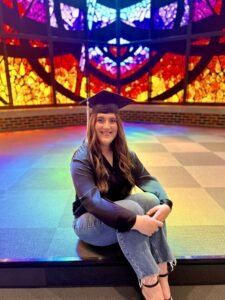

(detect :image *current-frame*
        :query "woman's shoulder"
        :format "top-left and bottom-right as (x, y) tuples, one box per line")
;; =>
(128, 148), (137, 159)
(71, 141), (89, 161)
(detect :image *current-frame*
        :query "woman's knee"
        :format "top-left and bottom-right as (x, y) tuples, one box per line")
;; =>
(124, 192), (160, 213)
(140, 192), (160, 205)
(116, 200), (144, 215)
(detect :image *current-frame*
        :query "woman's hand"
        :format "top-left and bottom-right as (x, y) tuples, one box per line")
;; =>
(147, 204), (171, 222)
(132, 215), (163, 236)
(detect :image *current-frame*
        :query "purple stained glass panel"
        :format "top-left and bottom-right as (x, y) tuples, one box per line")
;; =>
(17, 0), (47, 23)
(192, 0), (217, 22)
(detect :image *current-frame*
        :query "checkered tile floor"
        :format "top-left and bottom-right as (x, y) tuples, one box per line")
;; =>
(0, 123), (225, 260)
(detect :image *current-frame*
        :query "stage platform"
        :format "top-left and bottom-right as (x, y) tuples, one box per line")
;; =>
(0, 123), (225, 287)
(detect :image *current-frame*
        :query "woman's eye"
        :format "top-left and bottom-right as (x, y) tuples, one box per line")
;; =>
(110, 119), (117, 123)
(97, 118), (104, 123)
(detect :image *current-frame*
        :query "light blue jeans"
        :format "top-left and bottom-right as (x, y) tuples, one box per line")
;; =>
(73, 192), (176, 280)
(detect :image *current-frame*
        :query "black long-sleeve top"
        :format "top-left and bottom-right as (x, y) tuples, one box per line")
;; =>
(71, 142), (172, 232)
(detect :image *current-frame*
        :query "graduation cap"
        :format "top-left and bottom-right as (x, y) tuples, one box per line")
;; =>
(88, 90), (132, 113)
(82, 90), (133, 128)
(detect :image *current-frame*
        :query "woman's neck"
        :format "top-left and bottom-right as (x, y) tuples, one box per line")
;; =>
(100, 144), (111, 155)
(101, 145), (113, 166)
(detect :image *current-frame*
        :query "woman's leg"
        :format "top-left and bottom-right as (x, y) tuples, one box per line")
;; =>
(123, 193), (175, 266)
(122, 192), (176, 299)
(74, 200), (161, 278)
(158, 262), (172, 300)
(73, 200), (165, 299)
(73, 212), (118, 246)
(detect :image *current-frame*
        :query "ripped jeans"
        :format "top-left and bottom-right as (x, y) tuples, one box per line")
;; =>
(73, 192), (176, 280)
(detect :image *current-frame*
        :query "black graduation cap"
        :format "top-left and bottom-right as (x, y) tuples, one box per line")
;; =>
(83, 90), (133, 128)
(88, 90), (133, 113)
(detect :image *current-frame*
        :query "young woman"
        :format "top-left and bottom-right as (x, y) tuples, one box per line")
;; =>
(71, 91), (176, 300)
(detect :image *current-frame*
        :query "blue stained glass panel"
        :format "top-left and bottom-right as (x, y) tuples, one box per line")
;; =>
(87, 1), (116, 30)
(120, 0), (151, 29)
(60, 3), (84, 31)
(153, 0), (190, 30)
(48, 0), (84, 30)
(120, 45), (149, 78)
(89, 45), (117, 79)
(49, 0), (58, 28)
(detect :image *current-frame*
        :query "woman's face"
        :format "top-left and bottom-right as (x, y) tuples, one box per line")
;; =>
(95, 113), (118, 147)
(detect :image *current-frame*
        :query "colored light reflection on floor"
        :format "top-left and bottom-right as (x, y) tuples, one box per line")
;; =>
(0, 123), (225, 261)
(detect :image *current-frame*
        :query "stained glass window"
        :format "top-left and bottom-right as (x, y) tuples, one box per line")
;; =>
(192, 0), (223, 34)
(0, 55), (9, 106)
(6, 39), (52, 106)
(0, 0), (225, 108)
(89, 74), (115, 97)
(53, 42), (86, 104)
(49, 0), (84, 31)
(187, 36), (225, 103)
(120, 0), (151, 30)
(121, 74), (149, 102)
(150, 41), (186, 103)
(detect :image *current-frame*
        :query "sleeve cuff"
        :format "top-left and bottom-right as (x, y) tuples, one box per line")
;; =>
(160, 199), (173, 209)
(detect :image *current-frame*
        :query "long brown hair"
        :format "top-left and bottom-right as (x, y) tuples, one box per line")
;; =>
(87, 113), (135, 195)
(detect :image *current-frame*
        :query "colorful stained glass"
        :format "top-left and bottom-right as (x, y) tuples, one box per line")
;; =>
(121, 74), (149, 102)
(0, 0), (225, 107)
(120, 0), (151, 29)
(49, 0), (84, 31)
(120, 45), (149, 79)
(52, 42), (86, 104)
(192, 0), (223, 35)
(3, 0), (12, 8)
(17, 0), (47, 23)
(89, 44), (117, 79)
(150, 50), (186, 103)
(48, 0), (57, 28)
(187, 56), (225, 103)
(154, 2), (178, 30)
(60, 3), (84, 31)
(153, 0), (190, 30)
(3, 25), (20, 45)
(29, 39), (48, 48)
(192, 0), (221, 22)
(87, 0), (116, 30)
(89, 75), (115, 96)
(187, 37), (225, 103)
(0, 56), (9, 106)
(7, 55), (52, 106)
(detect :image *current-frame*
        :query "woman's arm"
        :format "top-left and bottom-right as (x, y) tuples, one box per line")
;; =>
(71, 150), (136, 232)
(130, 151), (173, 221)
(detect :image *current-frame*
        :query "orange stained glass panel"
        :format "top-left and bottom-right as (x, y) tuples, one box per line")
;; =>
(8, 57), (53, 106)
(151, 53), (185, 103)
(29, 40), (48, 48)
(3, 25), (20, 45)
(121, 73), (149, 102)
(89, 75), (116, 96)
(187, 55), (225, 103)
(0, 56), (9, 106)
(53, 53), (86, 104)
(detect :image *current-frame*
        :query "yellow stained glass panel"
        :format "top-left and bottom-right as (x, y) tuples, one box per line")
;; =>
(0, 56), (9, 106)
(187, 55), (225, 103)
(8, 57), (53, 106)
